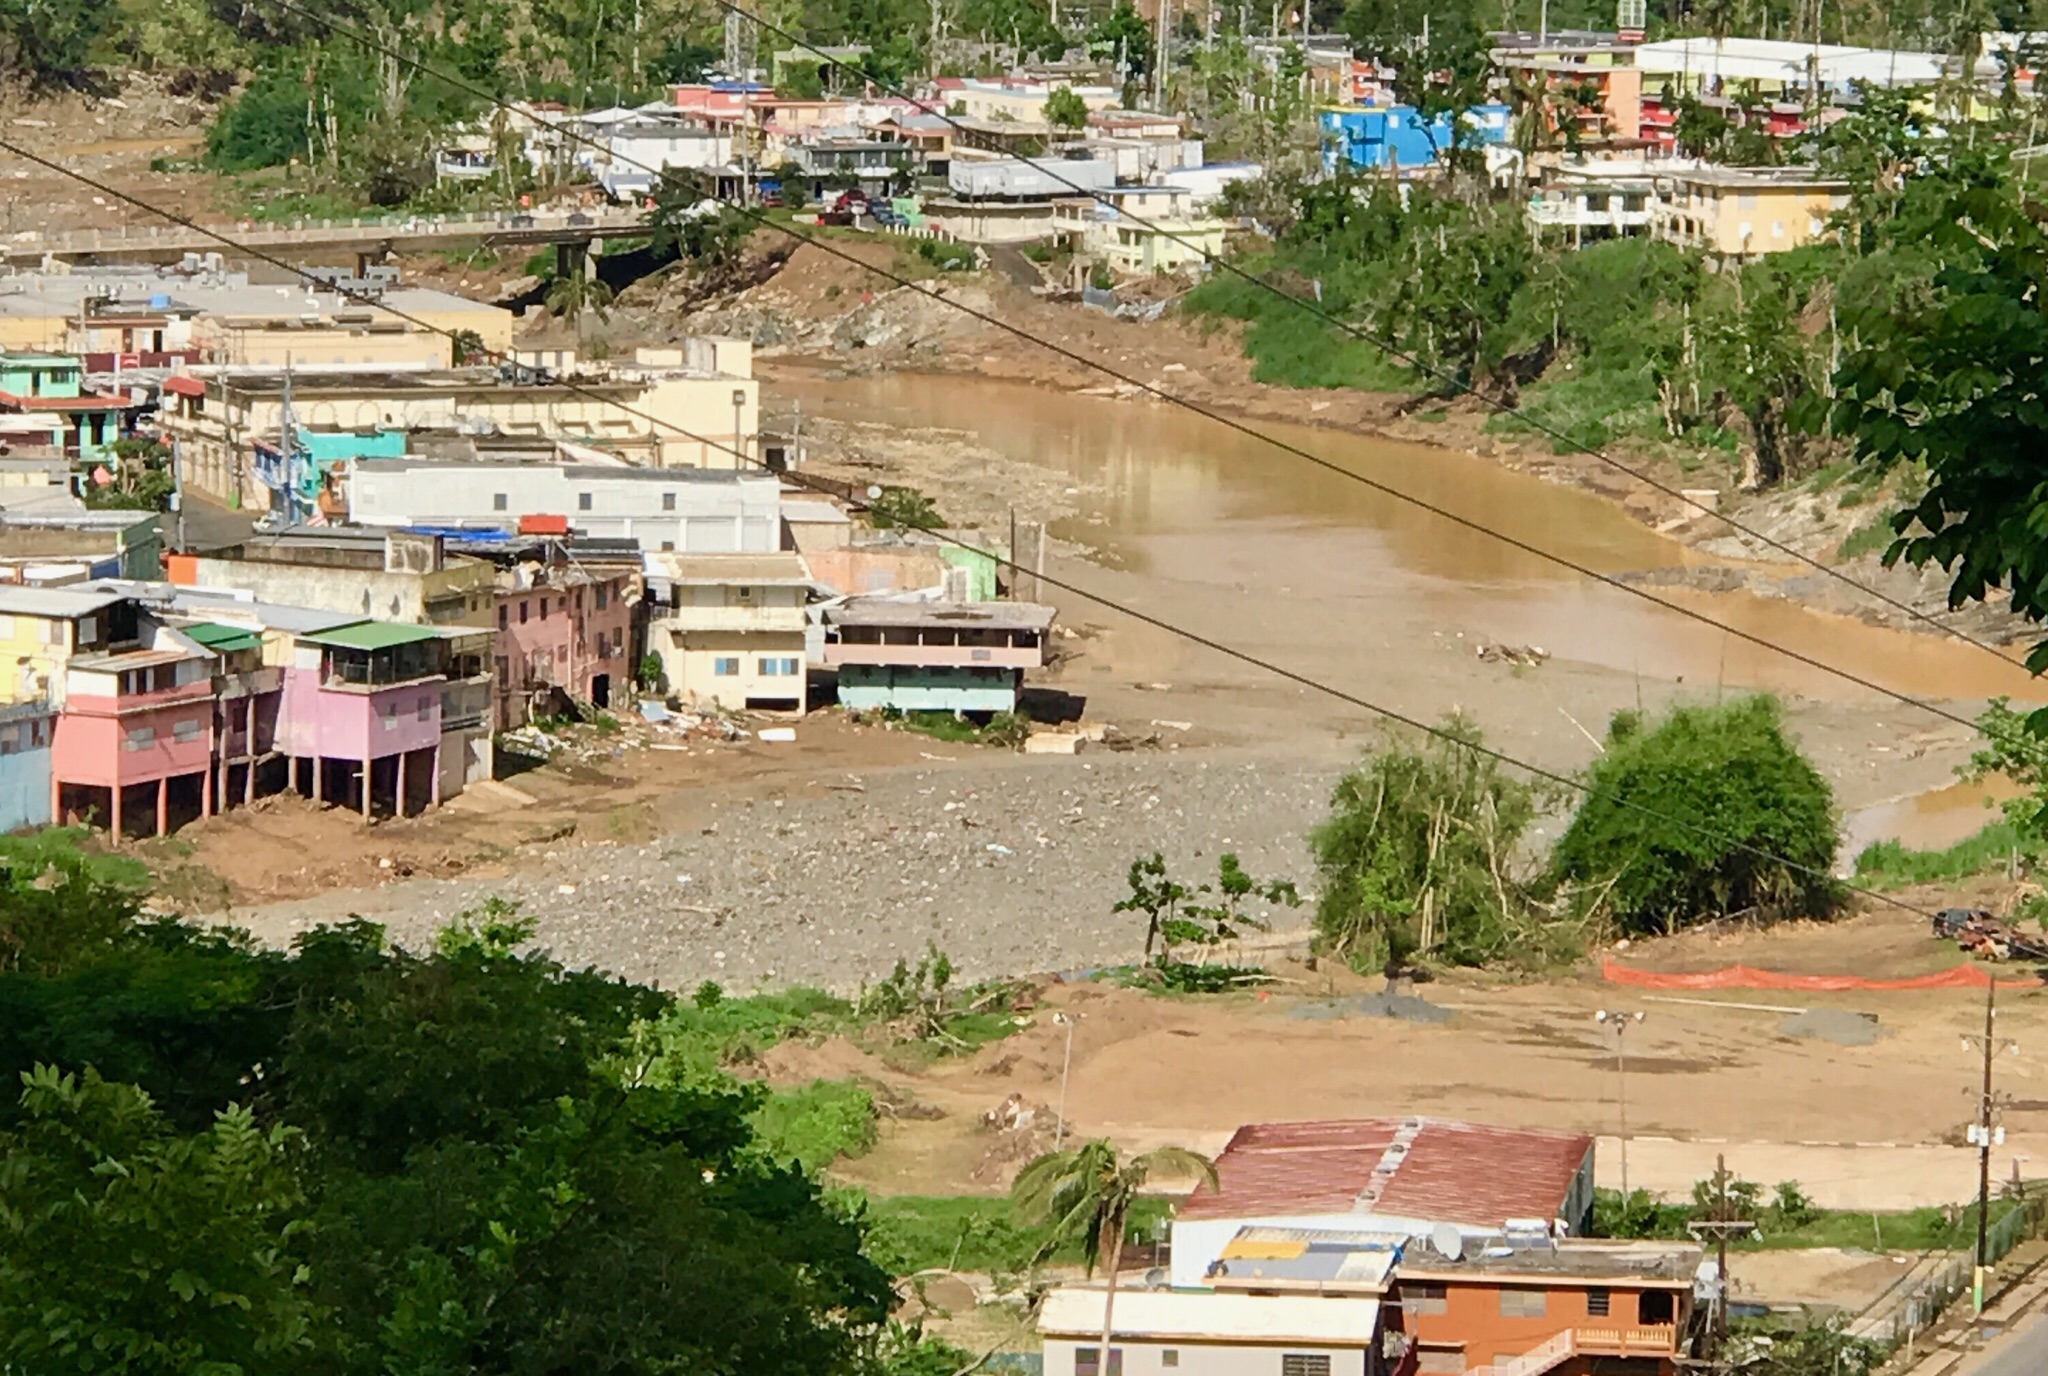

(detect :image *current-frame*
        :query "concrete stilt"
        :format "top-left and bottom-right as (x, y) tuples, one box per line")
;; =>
(48, 775), (58, 826)
(245, 699), (257, 804)
(202, 764), (213, 819)
(156, 777), (168, 837)
(430, 741), (442, 807)
(313, 757), (323, 804)
(361, 756), (372, 819)
(396, 749), (409, 818)
(109, 784), (122, 844)
(289, 754), (299, 794)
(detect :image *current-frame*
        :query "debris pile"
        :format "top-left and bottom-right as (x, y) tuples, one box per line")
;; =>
(1931, 907), (2048, 962)
(1475, 643), (1550, 667)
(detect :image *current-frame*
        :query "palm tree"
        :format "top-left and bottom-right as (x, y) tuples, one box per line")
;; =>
(543, 270), (614, 346)
(1011, 1140), (1217, 1374)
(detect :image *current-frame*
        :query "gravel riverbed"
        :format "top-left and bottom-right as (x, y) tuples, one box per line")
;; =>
(236, 753), (1340, 990)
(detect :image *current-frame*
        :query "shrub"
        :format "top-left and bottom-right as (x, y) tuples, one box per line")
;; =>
(1310, 715), (1555, 970)
(750, 1078), (877, 1173)
(1548, 697), (1841, 934)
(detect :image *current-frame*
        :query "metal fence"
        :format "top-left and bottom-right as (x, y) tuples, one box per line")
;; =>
(1875, 1192), (2046, 1350)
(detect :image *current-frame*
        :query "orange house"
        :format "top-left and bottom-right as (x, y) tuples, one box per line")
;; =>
(1393, 1237), (1701, 1376)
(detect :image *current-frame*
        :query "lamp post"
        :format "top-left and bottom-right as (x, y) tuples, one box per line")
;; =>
(731, 387), (748, 468)
(1595, 1009), (1646, 1201)
(1052, 1010), (1079, 1151)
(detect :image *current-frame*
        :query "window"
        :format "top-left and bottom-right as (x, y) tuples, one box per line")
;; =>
(124, 725), (155, 751)
(596, 585), (609, 611)
(1074, 1349), (1121, 1376)
(1639, 1290), (1675, 1325)
(1281, 1356), (1331, 1376)
(1160, 1354), (1178, 1370)
(498, 605), (509, 630)
(1404, 1283), (1447, 1316)
(1586, 1288), (1611, 1317)
(1416, 1353), (1465, 1375)
(611, 627), (625, 655)
(578, 492), (593, 511)
(713, 657), (740, 676)
(495, 655), (509, 683)
(540, 598), (549, 621)
(0, 729), (16, 757)
(660, 541), (675, 552)
(381, 702), (398, 726)
(662, 491), (676, 511)
(737, 586), (755, 602)
(173, 718), (202, 743)
(759, 656), (799, 677)
(417, 695), (432, 721)
(493, 492), (508, 511)
(519, 601), (529, 625)
(1500, 1290), (1547, 1319)
(1738, 192), (1758, 208)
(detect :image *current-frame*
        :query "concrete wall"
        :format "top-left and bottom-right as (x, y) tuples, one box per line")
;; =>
(349, 465), (782, 551)
(659, 628), (807, 711)
(835, 664), (1019, 713)
(184, 556), (493, 627)
(1043, 1338), (1370, 1376)
(803, 545), (948, 597)
(276, 667), (443, 761)
(0, 706), (53, 830)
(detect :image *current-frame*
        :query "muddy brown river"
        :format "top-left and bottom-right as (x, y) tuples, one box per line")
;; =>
(780, 371), (2045, 709)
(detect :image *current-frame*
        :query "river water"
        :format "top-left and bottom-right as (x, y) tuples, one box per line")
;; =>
(781, 371), (2045, 711)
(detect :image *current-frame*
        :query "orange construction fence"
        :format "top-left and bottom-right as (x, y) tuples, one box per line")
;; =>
(1599, 958), (2042, 992)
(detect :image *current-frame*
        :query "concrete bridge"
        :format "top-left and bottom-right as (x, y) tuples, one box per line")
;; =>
(3, 205), (650, 268)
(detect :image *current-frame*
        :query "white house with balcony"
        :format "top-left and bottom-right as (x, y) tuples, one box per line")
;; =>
(643, 552), (813, 713)
(1526, 159), (1660, 243)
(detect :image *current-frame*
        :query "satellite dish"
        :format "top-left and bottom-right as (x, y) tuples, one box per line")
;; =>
(1430, 1223), (1464, 1261)
(865, 484), (884, 499)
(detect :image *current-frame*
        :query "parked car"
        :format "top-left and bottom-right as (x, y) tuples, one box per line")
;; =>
(870, 202), (904, 227)
(567, 211), (594, 227)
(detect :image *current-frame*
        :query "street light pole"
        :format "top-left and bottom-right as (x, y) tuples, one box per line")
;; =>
(731, 387), (748, 469)
(1053, 1010), (1078, 1151)
(1596, 1009), (1646, 1202)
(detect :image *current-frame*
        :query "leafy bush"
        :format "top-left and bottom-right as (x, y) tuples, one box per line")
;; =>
(916, 238), (976, 272)
(864, 485), (946, 530)
(1310, 715), (1558, 970)
(1548, 697), (1841, 934)
(1592, 1187), (1694, 1239)
(751, 1078), (877, 1172)
(1114, 852), (1299, 965)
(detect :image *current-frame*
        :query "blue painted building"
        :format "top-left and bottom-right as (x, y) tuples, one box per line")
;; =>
(1319, 104), (1513, 172)
(0, 699), (56, 832)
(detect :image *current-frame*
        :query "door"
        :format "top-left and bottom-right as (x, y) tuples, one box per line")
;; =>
(591, 673), (610, 709)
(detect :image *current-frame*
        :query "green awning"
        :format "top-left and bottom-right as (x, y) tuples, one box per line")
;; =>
(299, 620), (444, 651)
(183, 622), (263, 654)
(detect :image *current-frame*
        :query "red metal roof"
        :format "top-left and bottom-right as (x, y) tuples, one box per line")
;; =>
(161, 375), (207, 398)
(1177, 1118), (1592, 1230)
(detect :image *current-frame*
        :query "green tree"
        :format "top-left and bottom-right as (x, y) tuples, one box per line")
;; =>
(1310, 714), (1547, 971)
(1113, 852), (1299, 962)
(1086, 0), (1151, 82)
(0, 1066), (317, 1373)
(650, 174), (752, 275)
(0, 0), (117, 89)
(1011, 1141), (1216, 1367)
(1045, 83), (1090, 131)
(864, 485), (946, 530)
(1548, 697), (1841, 934)
(1830, 155), (2048, 670)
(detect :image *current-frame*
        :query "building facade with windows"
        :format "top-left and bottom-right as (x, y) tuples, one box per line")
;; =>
(1648, 165), (1848, 258)
(643, 552), (811, 714)
(1039, 1287), (1397, 1376)
(491, 565), (634, 727)
(820, 598), (1056, 715)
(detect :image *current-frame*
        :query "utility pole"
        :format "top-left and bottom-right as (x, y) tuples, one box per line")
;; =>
(1052, 1010), (1079, 1150)
(1687, 1155), (1754, 1364)
(1963, 977), (2018, 1313)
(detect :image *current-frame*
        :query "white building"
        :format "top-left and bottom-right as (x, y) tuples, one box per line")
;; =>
(1039, 1285), (1395, 1376)
(347, 463), (784, 553)
(642, 551), (812, 713)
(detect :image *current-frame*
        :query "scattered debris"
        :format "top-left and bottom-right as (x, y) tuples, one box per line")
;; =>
(1932, 908), (2048, 962)
(1779, 1008), (1882, 1046)
(981, 1092), (1037, 1133)
(1024, 731), (1087, 755)
(1475, 643), (1550, 667)
(1289, 992), (1454, 1024)
(758, 727), (798, 743)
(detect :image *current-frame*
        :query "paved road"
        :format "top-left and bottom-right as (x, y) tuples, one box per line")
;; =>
(1960, 1314), (2048, 1375)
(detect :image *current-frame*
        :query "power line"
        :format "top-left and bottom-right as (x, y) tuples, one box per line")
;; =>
(125, 2), (2012, 740)
(699, 0), (2032, 677)
(0, 135), (1965, 929)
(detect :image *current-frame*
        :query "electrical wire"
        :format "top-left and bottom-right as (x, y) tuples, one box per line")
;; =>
(93, 4), (2017, 741)
(0, 134), (1969, 929)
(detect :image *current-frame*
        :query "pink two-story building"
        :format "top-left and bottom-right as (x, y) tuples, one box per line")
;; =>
(491, 566), (634, 729)
(52, 627), (220, 840)
(278, 620), (448, 818)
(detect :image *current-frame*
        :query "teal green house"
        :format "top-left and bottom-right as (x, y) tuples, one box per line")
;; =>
(0, 352), (129, 460)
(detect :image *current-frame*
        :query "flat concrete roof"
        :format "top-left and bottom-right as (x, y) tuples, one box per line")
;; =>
(825, 598), (1055, 630)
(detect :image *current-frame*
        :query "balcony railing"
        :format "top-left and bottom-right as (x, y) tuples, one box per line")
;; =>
(656, 605), (807, 633)
(1466, 1324), (1679, 1376)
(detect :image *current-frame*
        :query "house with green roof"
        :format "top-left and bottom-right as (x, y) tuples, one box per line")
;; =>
(277, 619), (451, 818)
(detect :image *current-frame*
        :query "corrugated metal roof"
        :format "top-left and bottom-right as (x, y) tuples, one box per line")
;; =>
(0, 585), (127, 618)
(648, 551), (813, 585)
(298, 620), (444, 650)
(1176, 1118), (1591, 1231)
(181, 622), (264, 653)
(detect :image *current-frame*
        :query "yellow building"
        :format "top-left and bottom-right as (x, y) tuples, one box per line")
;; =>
(0, 271), (511, 369)
(1649, 165), (1849, 258)
(160, 339), (762, 507)
(0, 585), (140, 705)
(644, 552), (811, 715)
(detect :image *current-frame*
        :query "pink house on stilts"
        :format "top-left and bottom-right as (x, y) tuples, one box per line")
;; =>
(52, 627), (221, 840)
(278, 620), (448, 818)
